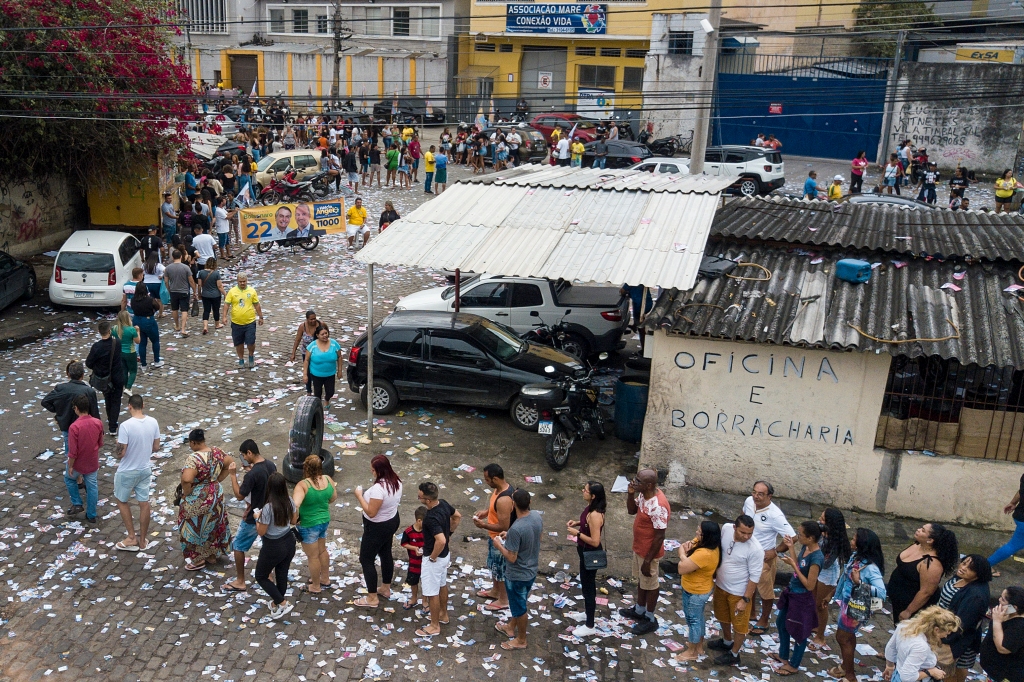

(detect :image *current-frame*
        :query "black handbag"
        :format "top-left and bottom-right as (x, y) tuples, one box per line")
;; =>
(88, 337), (117, 393)
(583, 549), (607, 570)
(173, 483), (183, 506)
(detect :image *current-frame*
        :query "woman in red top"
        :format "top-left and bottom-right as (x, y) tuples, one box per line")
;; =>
(850, 151), (868, 194)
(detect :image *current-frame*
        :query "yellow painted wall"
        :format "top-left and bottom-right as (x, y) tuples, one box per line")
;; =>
(89, 174), (162, 228)
(221, 49), (267, 95)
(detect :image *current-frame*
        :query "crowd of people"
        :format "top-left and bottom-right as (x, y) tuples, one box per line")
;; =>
(37, 356), (1024, 678)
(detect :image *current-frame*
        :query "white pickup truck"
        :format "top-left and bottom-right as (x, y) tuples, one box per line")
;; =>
(394, 275), (630, 358)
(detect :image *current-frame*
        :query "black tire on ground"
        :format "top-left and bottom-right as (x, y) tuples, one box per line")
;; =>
(283, 447), (335, 483)
(359, 378), (399, 414)
(283, 395), (325, 483)
(544, 424), (573, 470)
(261, 190), (282, 206)
(299, 236), (319, 251)
(509, 396), (539, 431)
(21, 272), (35, 300)
(256, 241), (273, 253)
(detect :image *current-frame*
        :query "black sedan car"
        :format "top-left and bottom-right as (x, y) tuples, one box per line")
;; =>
(0, 250), (36, 312)
(346, 311), (584, 430)
(372, 97), (446, 124)
(581, 140), (652, 169)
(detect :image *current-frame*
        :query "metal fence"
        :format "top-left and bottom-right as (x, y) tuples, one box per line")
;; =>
(717, 53), (891, 80)
(875, 355), (1024, 461)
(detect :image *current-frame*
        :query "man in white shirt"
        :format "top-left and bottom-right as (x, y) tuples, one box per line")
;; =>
(708, 515), (764, 667)
(754, 133), (766, 147)
(608, 122), (619, 140)
(213, 196), (232, 259)
(328, 127), (339, 146)
(556, 137), (570, 167)
(192, 227), (217, 264)
(113, 395), (161, 552)
(742, 480), (795, 633)
(506, 130), (521, 167)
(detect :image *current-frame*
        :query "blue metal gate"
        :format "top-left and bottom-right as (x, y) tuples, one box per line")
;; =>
(713, 57), (889, 162)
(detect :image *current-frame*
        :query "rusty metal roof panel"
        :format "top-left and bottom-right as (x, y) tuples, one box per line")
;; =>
(712, 196), (1024, 262)
(646, 240), (1024, 369)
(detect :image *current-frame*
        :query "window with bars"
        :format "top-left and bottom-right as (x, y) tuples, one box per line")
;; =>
(876, 355), (1024, 461)
(622, 66), (644, 91)
(575, 47), (596, 56)
(578, 64), (615, 89)
(668, 31), (694, 55)
(292, 9), (309, 33)
(474, 42), (496, 52)
(626, 48), (648, 59)
(269, 9), (285, 33)
(182, 0), (227, 33)
(316, 14), (329, 33)
(393, 8), (410, 36)
(600, 47), (621, 57)
(499, 43), (513, 52)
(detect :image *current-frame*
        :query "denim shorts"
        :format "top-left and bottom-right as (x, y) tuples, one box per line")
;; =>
(218, 232), (230, 248)
(298, 521), (329, 544)
(231, 322), (257, 346)
(505, 578), (534, 618)
(486, 537), (507, 581)
(232, 520), (258, 552)
(113, 468), (152, 503)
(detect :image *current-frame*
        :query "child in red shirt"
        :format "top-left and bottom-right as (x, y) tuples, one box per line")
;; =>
(400, 506), (427, 610)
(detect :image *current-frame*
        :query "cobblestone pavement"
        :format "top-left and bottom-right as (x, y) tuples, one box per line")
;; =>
(0, 159), (1013, 682)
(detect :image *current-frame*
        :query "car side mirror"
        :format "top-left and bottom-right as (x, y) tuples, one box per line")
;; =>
(476, 358), (493, 369)
(530, 310), (539, 317)
(564, 309), (572, 315)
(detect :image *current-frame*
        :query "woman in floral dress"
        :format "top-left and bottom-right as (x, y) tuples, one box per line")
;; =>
(178, 428), (232, 570)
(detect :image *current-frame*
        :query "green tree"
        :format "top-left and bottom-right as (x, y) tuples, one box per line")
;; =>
(0, 0), (193, 184)
(853, 1), (937, 57)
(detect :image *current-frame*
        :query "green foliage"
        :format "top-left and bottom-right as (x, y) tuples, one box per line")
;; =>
(853, 1), (937, 57)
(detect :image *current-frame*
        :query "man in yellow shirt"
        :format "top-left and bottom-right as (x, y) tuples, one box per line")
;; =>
(346, 197), (369, 250)
(827, 175), (844, 201)
(570, 138), (585, 168)
(221, 272), (264, 370)
(424, 145), (437, 194)
(402, 126), (414, 144)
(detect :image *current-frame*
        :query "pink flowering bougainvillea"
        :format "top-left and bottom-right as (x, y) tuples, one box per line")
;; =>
(0, 0), (193, 184)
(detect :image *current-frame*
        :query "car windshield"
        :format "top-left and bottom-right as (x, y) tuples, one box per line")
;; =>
(464, 319), (525, 361)
(256, 156), (278, 172)
(441, 273), (482, 300)
(56, 251), (114, 272)
(573, 120), (597, 130)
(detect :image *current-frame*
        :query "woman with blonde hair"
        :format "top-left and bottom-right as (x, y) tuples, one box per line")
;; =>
(883, 606), (961, 682)
(292, 454), (337, 595)
(113, 310), (140, 394)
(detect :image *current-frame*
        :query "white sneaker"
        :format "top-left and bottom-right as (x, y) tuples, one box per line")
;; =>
(572, 624), (600, 638)
(123, 388), (133, 396)
(152, 360), (164, 368)
(270, 601), (294, 620)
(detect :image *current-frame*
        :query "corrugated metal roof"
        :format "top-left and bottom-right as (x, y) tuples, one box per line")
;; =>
(713, 195), (1024, 262)
(645, 240), (1024, 369)
(355, 168), (733, 290)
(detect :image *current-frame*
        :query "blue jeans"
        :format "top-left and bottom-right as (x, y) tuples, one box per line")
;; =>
(134, 315), (160, 364)
(989, 519), (1024, 566)
(777, 606), (809, 668)
(62, 430), (69, 454)
(681, 588), (712, 643)
(424, 171), (434, 193)
(64, 470), (98, 518)
(592, 157), (606, 169)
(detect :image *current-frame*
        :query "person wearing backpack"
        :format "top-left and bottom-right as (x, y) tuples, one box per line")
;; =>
(830, 528), (888, 682)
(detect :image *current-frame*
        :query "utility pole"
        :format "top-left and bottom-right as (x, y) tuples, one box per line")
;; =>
(688, 0), (721, 175)
(878, 30), (906, 163)
(331, 0), (342, 106)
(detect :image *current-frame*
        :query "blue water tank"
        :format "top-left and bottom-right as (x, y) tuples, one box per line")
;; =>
(835, 259), (872, 283)
(614, 377), (649, 443)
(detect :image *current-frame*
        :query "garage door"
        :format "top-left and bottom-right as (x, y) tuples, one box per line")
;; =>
(520, 46), (567, 112)
(231, 55), (258, 96)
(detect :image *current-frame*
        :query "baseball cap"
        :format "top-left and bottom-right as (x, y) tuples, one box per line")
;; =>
(833, 175), (843, 181)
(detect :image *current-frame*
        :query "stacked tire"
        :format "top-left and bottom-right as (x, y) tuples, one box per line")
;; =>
(283, 395), (336, 482)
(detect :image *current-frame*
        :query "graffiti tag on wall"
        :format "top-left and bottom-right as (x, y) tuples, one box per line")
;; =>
(0, 176), (74, 254)
(894, 105), (982, 148)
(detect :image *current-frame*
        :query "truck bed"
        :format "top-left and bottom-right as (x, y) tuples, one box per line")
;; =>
(552, 281), (624, 308)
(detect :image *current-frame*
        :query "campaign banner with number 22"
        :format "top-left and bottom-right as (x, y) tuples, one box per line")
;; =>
(240, 200), (347, 243)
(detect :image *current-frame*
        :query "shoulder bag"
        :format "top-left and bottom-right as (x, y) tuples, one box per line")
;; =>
(846, 573), (873, 623)
(89, 337), (117, 393)
(582, 549), (607, 570)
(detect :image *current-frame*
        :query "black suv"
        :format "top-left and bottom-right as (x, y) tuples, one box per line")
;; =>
(346, 311), (583, 430)
(372, 97), (446, 124)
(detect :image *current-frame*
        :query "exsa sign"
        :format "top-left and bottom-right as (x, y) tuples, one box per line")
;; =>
(505, 4), (607, 34)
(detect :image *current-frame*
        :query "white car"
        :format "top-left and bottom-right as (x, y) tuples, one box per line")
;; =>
(49, 230), (143, 307)
(630, 157), (690, 175)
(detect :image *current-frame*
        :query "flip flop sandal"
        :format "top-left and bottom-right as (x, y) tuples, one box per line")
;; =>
(494, 622), (512, 636)
(828, 667), (847, 678)
(222, 583), (247, 592)
(184, 562), (206, 571)
(115, 541), (140, 552)
(483, 602), (508, 611)
(353, 597), (378, 608)
(776, 669), (797, 676)
(749, 625), (769, 635)
(414, 628), (437, 638)
(500, 641), (527, 651)
(477, 589), (494, 599)
(403, 601), (416, 610)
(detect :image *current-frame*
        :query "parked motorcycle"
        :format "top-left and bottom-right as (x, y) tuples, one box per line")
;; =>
(519, 354), (609, 470)
(255, 235), (319, 254)
(520, 310), (587, 360)
(306, 170), (335, 199)
(259, 172), (316, 205)
(638, 130), (680, 157)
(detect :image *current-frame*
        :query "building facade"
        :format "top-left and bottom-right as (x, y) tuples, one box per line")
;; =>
(181, 0), (466, 110)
